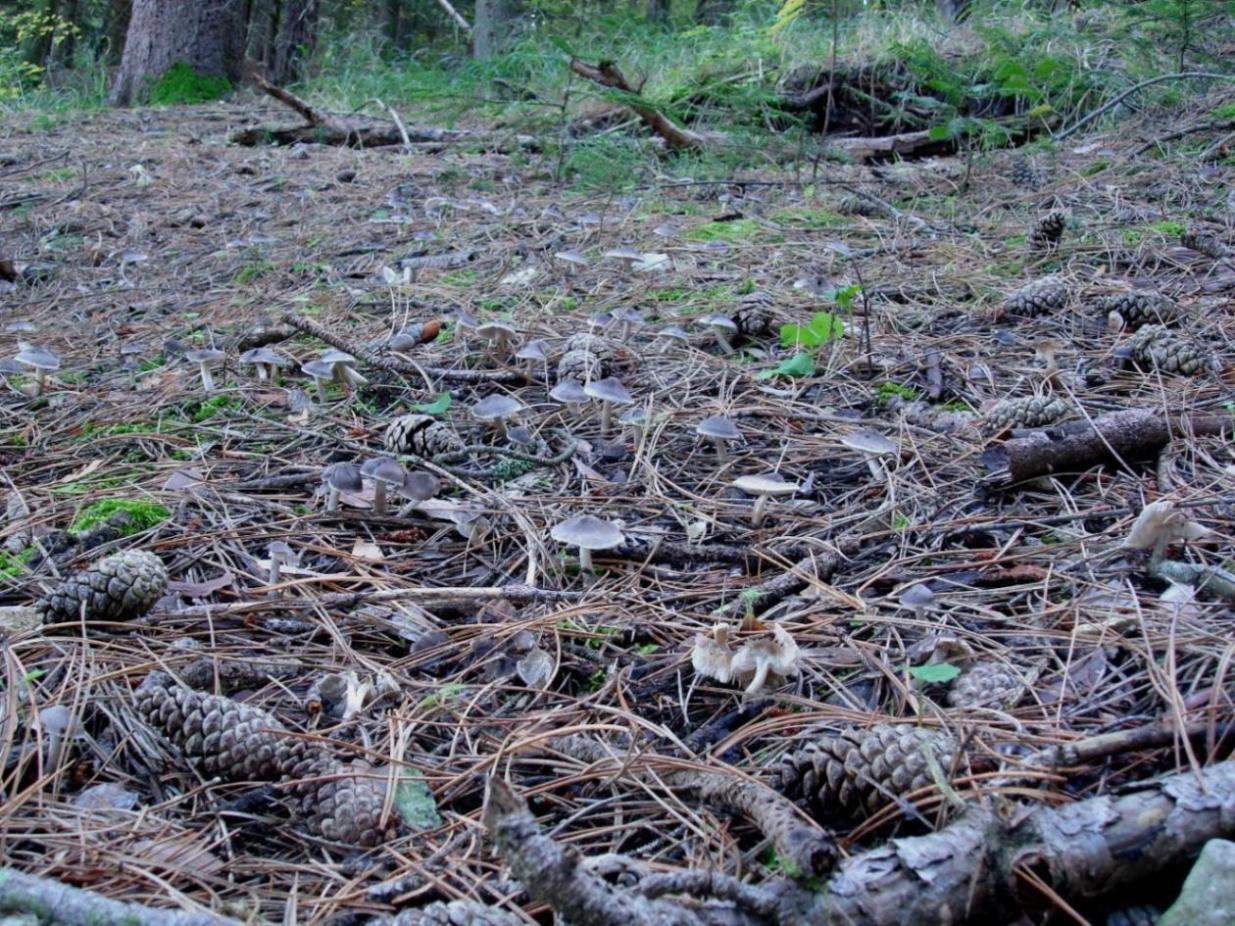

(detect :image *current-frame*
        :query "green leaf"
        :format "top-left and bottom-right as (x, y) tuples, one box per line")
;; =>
(928, 124), (953, 142)
(826, 284), (862, 310)
(757, 353), (815, 380)
(908, 663), (962, 684)
(780, 312), (844, 349)
(412, 392), (452, 415)
(394, 770), (442, 830)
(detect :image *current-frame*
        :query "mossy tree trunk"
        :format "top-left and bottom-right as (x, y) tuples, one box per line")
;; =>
(109, 0), (244, 105)
(473, 0), (517, 59)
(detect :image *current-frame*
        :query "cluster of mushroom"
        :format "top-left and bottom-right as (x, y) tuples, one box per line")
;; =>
(179, 345), (367, 401)
(320, 458), (439, 515)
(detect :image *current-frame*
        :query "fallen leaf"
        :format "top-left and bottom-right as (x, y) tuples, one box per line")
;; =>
(352, 539), (384, 562)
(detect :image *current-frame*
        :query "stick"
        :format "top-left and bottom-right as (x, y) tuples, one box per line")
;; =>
(434, 0), (471, 31)
(1057, 71), (1235, 140)
(0, 868), (239, 926)
(569, 58), (705, 151)
(711, 537), (860, 619)
(252, 74), (323, 126)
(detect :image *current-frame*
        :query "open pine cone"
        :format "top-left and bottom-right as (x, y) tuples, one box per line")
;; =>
(384, 413), (466, 457)
(1128, 325), (1215, 376)
(1029, 209), (1068, 254)
(1001, 277), (1069, 317)
(773, 724), (957, 820)
(36, 550), (166, 624)
(948, 662), (1026, 711)
(984, 395), (1071, 433)
(1096, 291), (1179, 328)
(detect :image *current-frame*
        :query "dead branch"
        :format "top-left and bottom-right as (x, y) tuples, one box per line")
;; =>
(983, 409), (1233, 486)
(711, 537), (860, 620)
(569, 58), (705, 151)
(0, 868), (239, 926)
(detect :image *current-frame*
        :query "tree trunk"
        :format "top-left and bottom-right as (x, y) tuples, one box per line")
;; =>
(645, 0), (669, 23)
(109, 0), (245, 105)
(472, 0), (516, 59)
(105, 0), (132, 65)
(269, 0), (315, 84)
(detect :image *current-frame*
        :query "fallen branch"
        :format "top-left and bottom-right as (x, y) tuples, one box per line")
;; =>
(983, 409), (1233, 486)
(711, 537), (860, 619)
(569, 58), (705, 151)
(0, 868), (238, 926)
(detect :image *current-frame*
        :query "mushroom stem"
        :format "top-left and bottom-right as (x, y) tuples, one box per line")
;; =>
(373, 481), (388, 516)
(314, 379), (327, 403)
(31, 369), (45, 397)
(711, 437), (729, 464)
(257, 364), (270, 382)
(198, 365), (215, 393)
(600, 400), (613, 435)
(268, 559), (282, 595)
(751, 494), (770, 527)
(864, 457), (884, 481)
(326, 485), (341, 513)
(578, 546), (594, 574)
(745, 658), (771, 696)
(711, 327), (734, 354)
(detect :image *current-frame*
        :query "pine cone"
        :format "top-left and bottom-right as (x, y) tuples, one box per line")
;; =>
(563, 333), (616, 361)
(392, 901), (525, 926)
(384, 414), (466, 457)
(1029, 209), (1068, 254)
(1001, 277), (1069, 317)
(556, 348), (605, 384)
(1095, 291), (1179, 328)
(984, 395), (1071, 432)
(774, 724), (957, 819)
(1128, 325), (1215, 375)
(835, 194), (880, 217)
(1008, 155), (1044, 191)
(948, 662), (1025, 710)
(1181, 229), (1230, 259)
(733, 293), (777, 338)
(36, 550), (167, 624)
(288, 756), (397, 848)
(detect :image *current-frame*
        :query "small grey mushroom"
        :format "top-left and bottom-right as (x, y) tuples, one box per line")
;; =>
(239, 347), (284, 382)
(321, 462), (363, 513)
(301, 359), (335, 402)
(397, 470), (440, 503)
(604, 246), (642, 271)
(554, 250), (589, 273)
(698, 314), (738, 354)
(655, 325), (691, 353)
(184, 348), (225, 393)
(477, 320), (518, 361)
(360, 457), (408, 516)
(696, 415), (741, 463)
(611, 307), (644, 341)
(584, 376), (633, 434)
(841, 431), (898, 480)
(472, 393), (525, 439)
(550, 514), (625, 575)
(13, 343), (60, 396)
(549, 379), (590, 414)
(319, 349), (367, 389)
(620, 405), (650, 442)
(266, 540), (299, 593)
(732, 472), (800, 527)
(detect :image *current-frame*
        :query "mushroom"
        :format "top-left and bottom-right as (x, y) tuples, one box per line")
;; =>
(728, 624), (801, 696)
(550, 514), (625, 575)
(515, 339), (549, 379)
(584, 376), (633, 435)
(477, 320), (517, 361)
(696, 415), (741, 463)
(1034, 338), (1061, 380)
(611, 307), (644, 341)
(266, 541), (299, 594)
(691, 623), (735, 684)
(396, 470), (441, 507)
(1123, 499), (1210, 563)
(360, 457), (408, 516)
(654, 325), (690, 353)
(732, 473), (800, 527)
(698, 314), (738, 354)
(13, 343), (60, 397)
(319, 349), (367, 388)
(899, 583), (937, 620)
(841, 431), (898, 481)
(5, 319), (36, 334)
(620, 405), (650, 442)
(454, 310), (479, 348)
(184, 348), (225, 393)
(471, 393), (525, 440)
(604, 246), (642, 271)
(554, 250), (589, 274)
(301, 359), (335, 402)
(321, 462), (363, 513)
(549, 379), (591, 414)
(239, 347), (283, 382)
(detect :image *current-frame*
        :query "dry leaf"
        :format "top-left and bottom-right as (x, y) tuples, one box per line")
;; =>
(352, 539), (384, 562)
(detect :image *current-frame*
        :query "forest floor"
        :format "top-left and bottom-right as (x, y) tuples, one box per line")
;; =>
(1, 88), (1235, 925)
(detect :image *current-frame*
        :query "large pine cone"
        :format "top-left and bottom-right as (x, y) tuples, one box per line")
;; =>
(774, 724), (957, 819)
(948, 662), (1026, 711)
(392, 902), (525, 926)
(984, 395), (1071, 432)
(1029, 209), (1068, 254)
(1095, 290), (1179, 328)
(36, 550), (166, 624)
(285, 755), (397, 848)
(1181, 229), (1230, 259)
(1001, 277), (1069, 317)
(1128, 325), (1215, 375)
(563, 333), (616, 361)
(733, 292), (777, 338)
(1008, 155), (1045, 191)
(384, 414), (466, 457)
(556, 348), (605, 384)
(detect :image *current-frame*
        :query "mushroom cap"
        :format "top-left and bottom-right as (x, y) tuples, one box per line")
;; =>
(396, 470), (440, 501)
(515, 339), (548, 361)
(184, 348), (225, 365)
(655, 325), (690, 342)
(696, 415), (741, 441)
(453, 310), (478, 330)
(507, 425), (536, 446)
(476, 320), (516, 339)
(899, 583), (936, 610)
(387, 332), (421, 351)
(554, 250), (589, 266)
(472, 394), (525, 420)
(0, 358), (26, 375)
(604, 246), (642, 262)
(301, 359), (335, 380)
(550, 514), (625, 551)
(620, 406), (649, 426)
(549, 380), (590, 405)
(239, 347), (283, 365)
(729, 625), (801, 683)
(584, 376), (633, 405)
(13, 344), (60, 371)
(268, 540), (298, 564)
(698, 314), (738, 332)
(732, 473), (800, 497)
(611, 307), (643, 324)
(319, 349), (356, 365)
(589, 311), (615, 328)
(360, 456), (408, 485)
(841, 431), (898, 456)
(6, 320), (36, 333)
(322, 462), (363, 492)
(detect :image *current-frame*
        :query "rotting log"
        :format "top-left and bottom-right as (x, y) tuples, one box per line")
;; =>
(484, 759), (1235, 926)
(569, 58), (705, 151)
(0, 868), (239, 926)
(983, 409), (1233, 486)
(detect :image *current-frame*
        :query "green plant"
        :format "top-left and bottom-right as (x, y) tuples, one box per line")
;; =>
(149, 62), (231, 105)
(69, 498), (169, 535)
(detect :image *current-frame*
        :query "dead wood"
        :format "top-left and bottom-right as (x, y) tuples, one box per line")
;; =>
(0, 867), (239, 926)
(983, 409), (1233, 486)
(484, 760), (1235, 926)
(569, 58), (705, 151)
(711, 537), (861, 619)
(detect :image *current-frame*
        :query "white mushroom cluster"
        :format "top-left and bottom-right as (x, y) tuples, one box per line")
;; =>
(691, 623), (801, 696)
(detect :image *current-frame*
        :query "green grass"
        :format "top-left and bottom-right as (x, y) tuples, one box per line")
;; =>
(685, 218), (765, 242)
(149, 62), (231, 105)
(0, 547), (33, 579)
(69, 498), (169, 535)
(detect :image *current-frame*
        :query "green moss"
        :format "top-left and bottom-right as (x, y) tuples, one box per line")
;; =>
(875, 381), (919, 406)
(234, 259), (277, 284)
(771, 207), (846, 229)
(186, 395), (238, 422)
(69, 498), (169, 536)
(0, 547), (33, 579)
(685, 218), (764, 242)
(149, 62), (231, 105)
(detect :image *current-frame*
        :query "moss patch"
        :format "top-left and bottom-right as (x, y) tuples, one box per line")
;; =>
(70, 498), (169, 536)
(685, 218), (765, 243)
(149, 62), (231, 105)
